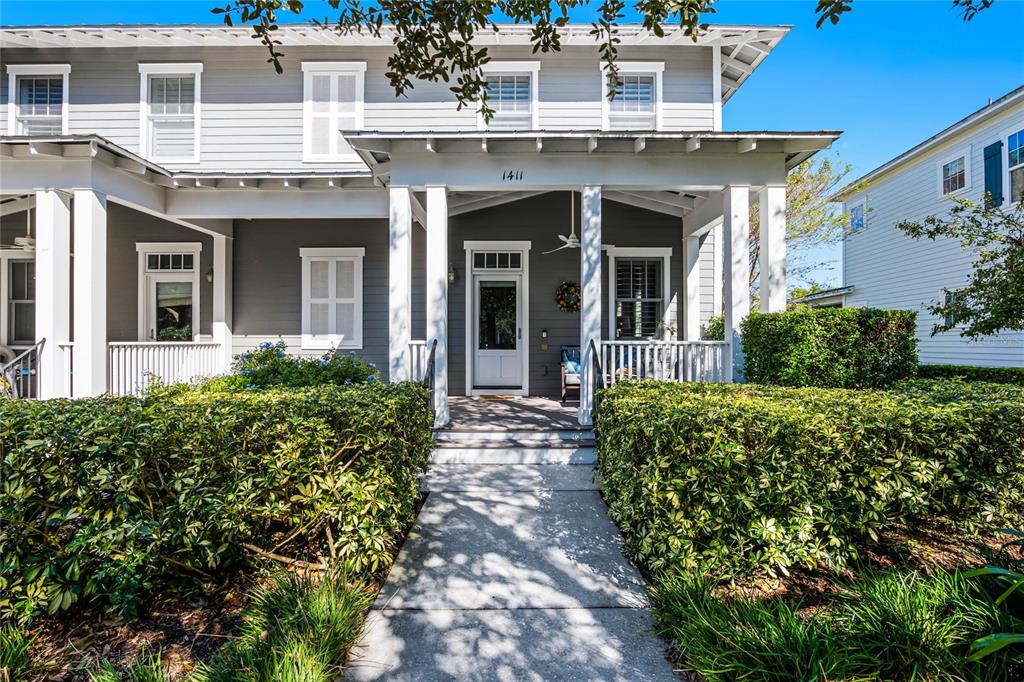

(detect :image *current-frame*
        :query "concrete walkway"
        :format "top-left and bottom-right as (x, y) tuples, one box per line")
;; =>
(347, 461), (678, 681)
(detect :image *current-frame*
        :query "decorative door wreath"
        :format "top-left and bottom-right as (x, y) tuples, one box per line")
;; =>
(556, 281), (581, 312)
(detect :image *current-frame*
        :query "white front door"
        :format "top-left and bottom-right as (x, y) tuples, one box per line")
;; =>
(473, 274), (523, 389)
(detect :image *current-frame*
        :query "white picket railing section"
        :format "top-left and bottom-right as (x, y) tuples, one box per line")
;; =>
(409, 339), (428, 381)
(599, 340), (730, 385)
(108, 342), (222, 395)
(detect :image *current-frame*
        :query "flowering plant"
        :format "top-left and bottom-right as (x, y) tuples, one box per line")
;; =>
(556, 281), (581, 312)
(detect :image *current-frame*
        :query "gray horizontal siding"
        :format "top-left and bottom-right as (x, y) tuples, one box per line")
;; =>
(1, 43), (715, 171)
(843, 102), (1024, 368)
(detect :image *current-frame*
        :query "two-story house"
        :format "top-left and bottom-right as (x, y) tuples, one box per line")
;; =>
(832, 86), (1023, 368)
(0, 22), (839, 424)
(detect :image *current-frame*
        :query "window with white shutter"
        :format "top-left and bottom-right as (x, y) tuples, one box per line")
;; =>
(479, 62), (540, 130)
(139, 63), (202, 163)
(301, 248), (364, 349)
(602, 62), (664, 131)
(302, 62), (366, 161)
(6, 64), (70, 136)
(606, 247), (672, 340)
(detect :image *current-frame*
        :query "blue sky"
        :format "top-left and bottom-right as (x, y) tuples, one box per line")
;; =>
(2, 0), (1022, 285)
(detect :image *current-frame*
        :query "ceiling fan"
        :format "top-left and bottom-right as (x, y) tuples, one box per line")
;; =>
(542, 192), (580, 255)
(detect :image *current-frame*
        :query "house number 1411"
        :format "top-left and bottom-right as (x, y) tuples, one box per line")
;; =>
(502, 169), (524, 182)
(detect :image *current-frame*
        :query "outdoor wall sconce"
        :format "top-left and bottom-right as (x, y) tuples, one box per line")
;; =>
(448, 263), (458, 284)
(540, 329), (549, 352)
(205, 267), (214, 283)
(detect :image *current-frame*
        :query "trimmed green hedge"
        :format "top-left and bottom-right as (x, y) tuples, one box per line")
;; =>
(918, 364), (1024, 386)
(595, 380), (1024, 577)
(0, 382), (432, 624)
(741, 308), (918, 388)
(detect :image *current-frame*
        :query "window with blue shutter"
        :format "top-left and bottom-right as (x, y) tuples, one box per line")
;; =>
(983, 141), (1003, 206)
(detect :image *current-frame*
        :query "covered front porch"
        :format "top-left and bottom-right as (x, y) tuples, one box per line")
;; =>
(357, 130), (836, 426)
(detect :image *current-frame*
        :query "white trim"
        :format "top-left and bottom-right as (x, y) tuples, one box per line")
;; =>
(463, 240), (531, 396)
(135, 241), (202, 342)
(601, 61), (665, 131)
(1003, 124), (1024, 206)
(0, 250), (36, 348)
(479, 61), (541, 131)
(6, 64), (71, 136)
(300, 246), (365, 350)
(936, 146), (971, 198)
(712, 45), (722, 131)
(138, 62), (202, 164)
(605, 247), (672, 341)
(301, 61), (366, 163)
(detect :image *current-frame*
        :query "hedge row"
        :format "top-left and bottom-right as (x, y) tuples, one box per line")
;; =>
(0, 382), (433, 624)
(918, 363), (1024, 386)
(595, 380), (1024, 578)
(741, 308), (918, 388)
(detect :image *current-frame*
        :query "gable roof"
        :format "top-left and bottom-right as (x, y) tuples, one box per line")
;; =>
(0, 22), (789, 103)
(834, 84), (1024, 200)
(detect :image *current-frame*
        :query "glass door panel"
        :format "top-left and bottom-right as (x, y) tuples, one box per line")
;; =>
(478, 281), (517, 350)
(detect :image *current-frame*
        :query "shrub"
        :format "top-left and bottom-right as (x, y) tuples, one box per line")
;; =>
(653, 569), (1015, 681)
(703, 315), (724, 341)
(741, 307), (918, 388)
(0, 624), (36, 680)
(193, 570), (373, 682)
(918, 364), (1024, 386)
(0, 382), (432, 624)
(595, 380), (1024, 578)
(200, 342), (379, 391)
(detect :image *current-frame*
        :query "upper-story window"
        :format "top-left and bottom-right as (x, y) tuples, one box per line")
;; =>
(937, 148), (970, 196)
(602, 62), (664, 131)
(848, 201), (866, 231)
(480, 62), (540, 130)
(302, 62), (366, 162)
(139, 63), (202, 163)
(1009, 128), (1024, 204)
(6, 64), (70, 136)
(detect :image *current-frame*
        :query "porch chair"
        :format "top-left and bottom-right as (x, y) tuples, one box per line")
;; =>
(560, 345), (581, 403)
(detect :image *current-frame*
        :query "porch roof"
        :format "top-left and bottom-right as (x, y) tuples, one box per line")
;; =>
(346, 129), (841, 174)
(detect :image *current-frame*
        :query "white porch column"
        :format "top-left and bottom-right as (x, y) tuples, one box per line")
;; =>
(212, 234), (234, 373)
(72, 190), (108, 397)
(759, 185), (787, 313)
(722, 186), (751, 382)
(388, 185), (413, 382)
(425, 186), (449, 426)
(682, 232), (702, 341)
(35, 190), (71, 399)
(579, 185), (602, 426)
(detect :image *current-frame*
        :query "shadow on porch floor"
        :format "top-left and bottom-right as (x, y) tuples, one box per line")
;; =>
(444, 396), (582, 432)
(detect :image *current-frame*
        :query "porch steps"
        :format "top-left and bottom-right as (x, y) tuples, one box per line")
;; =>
(430, 428), (597, 464)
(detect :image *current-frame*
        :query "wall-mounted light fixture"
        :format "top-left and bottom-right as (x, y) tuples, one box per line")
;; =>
(540, 329), (549, 352)
(448, 263), (458, 284)
(205, 267), (214, 284)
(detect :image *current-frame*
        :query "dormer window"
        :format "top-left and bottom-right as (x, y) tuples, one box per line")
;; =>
(6, 64), (70, 136)
(602, 62), (664, 131)
(479, 62), (540, 130)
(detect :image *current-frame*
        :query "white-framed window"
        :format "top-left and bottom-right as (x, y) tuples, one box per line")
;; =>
(0, 255), (35, 347)
(139, 63), (202, 163)
(300, 247), (364, 350)
(1007, 127), (1024, 205)
(136, 242), (202, 342)
(6, 64), (70, 135)
(937, 149), (971, 196)
(606, 247), (672, 340)
(602, 61), (664, 131)
(847, 200), (866, 232)
(479, 61), (540, 130)
(942, 289), (964, 329)
(301, 62), (366, 162)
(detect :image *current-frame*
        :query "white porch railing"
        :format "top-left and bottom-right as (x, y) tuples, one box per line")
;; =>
(599, 340), (730, 385)
(409, 339), (428, 381)
(108, 342), (222, 396)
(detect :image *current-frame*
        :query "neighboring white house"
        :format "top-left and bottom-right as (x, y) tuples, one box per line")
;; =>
(0, 23), (838, 424)
(834, 86), (1024, 368)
